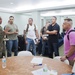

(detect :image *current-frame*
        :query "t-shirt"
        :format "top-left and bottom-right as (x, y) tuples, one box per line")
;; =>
(5, 23), (18, 40)
(24, 24), (38, 40)
(41, 26), (46, 34)
(64, 29), (75, 60)
(48, 23), (60, 43)
(41, 26), (48, 38)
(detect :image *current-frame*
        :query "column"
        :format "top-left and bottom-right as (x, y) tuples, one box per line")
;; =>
(32, 11), (41, 33)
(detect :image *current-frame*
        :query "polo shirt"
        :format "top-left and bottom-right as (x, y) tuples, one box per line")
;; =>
(64, 28), (75, 60)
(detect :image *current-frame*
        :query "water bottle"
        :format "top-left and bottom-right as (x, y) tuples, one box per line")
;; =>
(43, 64), (48, 72)
(2, 56), (6, 68)
(43, 64), (48, 75)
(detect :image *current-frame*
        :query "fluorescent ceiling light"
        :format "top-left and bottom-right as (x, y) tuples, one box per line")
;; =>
(10, 2), (14, 5)
(15, 0), (75, 12)
(0, 7), (15, 13)
(41, 10), (75, 16)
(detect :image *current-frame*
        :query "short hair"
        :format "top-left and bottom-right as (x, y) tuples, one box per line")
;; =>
(52, 16), (57, 20)
(64, 18), (73, 25)
(64, 18), (72, 21)
(29, 18), (33, 21)
(9, 16), (14, 19)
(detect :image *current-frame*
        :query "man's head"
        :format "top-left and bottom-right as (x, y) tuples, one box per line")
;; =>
(62, 18), (72, 31)
(46, 21), (50, 25)
(9, 16), (14, 24)
(28, 18), (33, 25)
(0, 17), (2, 24)
(52, 16), (57, 24)
(45, 21), (50, 28)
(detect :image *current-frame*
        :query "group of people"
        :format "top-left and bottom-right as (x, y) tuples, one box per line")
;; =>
(0, 16), (75, 66)
(0, 16), (18, 57)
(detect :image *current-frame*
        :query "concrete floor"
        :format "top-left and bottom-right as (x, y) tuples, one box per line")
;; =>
(6, 45), (64, 57)
(59, 45), (64, 56)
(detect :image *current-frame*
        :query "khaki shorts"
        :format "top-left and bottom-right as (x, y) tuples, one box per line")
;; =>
(69, 60), (74, 67)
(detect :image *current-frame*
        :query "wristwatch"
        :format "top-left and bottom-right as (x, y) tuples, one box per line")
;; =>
(65, 55), (69, 59)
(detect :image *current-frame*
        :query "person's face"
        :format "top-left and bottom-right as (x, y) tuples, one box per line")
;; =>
(9, 17), (14, 24)
(0, 18), (2, 24)
(62, 21), (69, 30)
(44, 27), (46, 31)
(46, 22), (50, 26)
(28, 19), (33, 25)
(52, 17), (56, 24)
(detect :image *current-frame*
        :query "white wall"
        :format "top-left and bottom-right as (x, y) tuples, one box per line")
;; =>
(0, 12), (31, 34)
(0, 12), (75, 35)
(0, 12), (14, 27)
(42, 16), (75, 33)
(13, 14), (31, 34)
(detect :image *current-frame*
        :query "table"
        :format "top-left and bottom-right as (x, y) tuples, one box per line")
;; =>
(0, 56), (72, 75)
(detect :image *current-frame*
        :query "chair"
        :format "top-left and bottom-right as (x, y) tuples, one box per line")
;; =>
(72, 62), (75, 73)
(53, 56), (69, 65)
(18, 51), (33, 56)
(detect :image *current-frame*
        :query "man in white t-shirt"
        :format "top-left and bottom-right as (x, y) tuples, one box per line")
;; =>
(24, 18), (39, 55)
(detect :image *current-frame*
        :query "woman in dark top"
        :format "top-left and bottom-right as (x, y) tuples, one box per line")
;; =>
(40, 21), (50, 56)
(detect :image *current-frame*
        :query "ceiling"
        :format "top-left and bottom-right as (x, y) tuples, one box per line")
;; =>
(0, 0), (75, 13)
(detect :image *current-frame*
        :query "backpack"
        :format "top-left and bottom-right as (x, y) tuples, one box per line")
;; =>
(26, 24), (36, 32)
(67, 30), (75, 40)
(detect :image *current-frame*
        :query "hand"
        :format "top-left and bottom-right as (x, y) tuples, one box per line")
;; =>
(46, 31), (50, 34)
(14, 32), (18, 34)
(60, 56), (67, 62)
(25, 41), (28, 45)
(43, 37), (46, 40)
(53, 30), (57, 35)
(42, 37), (47, 40)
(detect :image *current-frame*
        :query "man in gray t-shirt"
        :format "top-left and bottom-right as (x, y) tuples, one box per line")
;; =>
(5, 16), (18, 57)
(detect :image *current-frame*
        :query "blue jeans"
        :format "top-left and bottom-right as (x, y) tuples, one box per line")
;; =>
(26, 38), (36, 56)
(6, 40), (18, 57)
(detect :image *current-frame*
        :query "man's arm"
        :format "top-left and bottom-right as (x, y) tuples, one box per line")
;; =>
(61, 45), (75, 61)
(74, 58), (75, 61)
(40, 32), (46, 40)
(35, 30), (39, 39)
(4, 27), (14, 35)
(14, 25), (19, 34)
(61, 32), (75, 61)
(46, 25), (60, 35)
(46, 30), (57, 35)
(24, 30), (26, 39)
(23, 30), (28, 44)
(66, 45), (75, 58)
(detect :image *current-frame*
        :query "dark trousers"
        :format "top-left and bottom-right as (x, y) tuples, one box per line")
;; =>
(49, 42), (59, 58)
(42, 40), (49, 55)
(6, 40), (18, 57)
